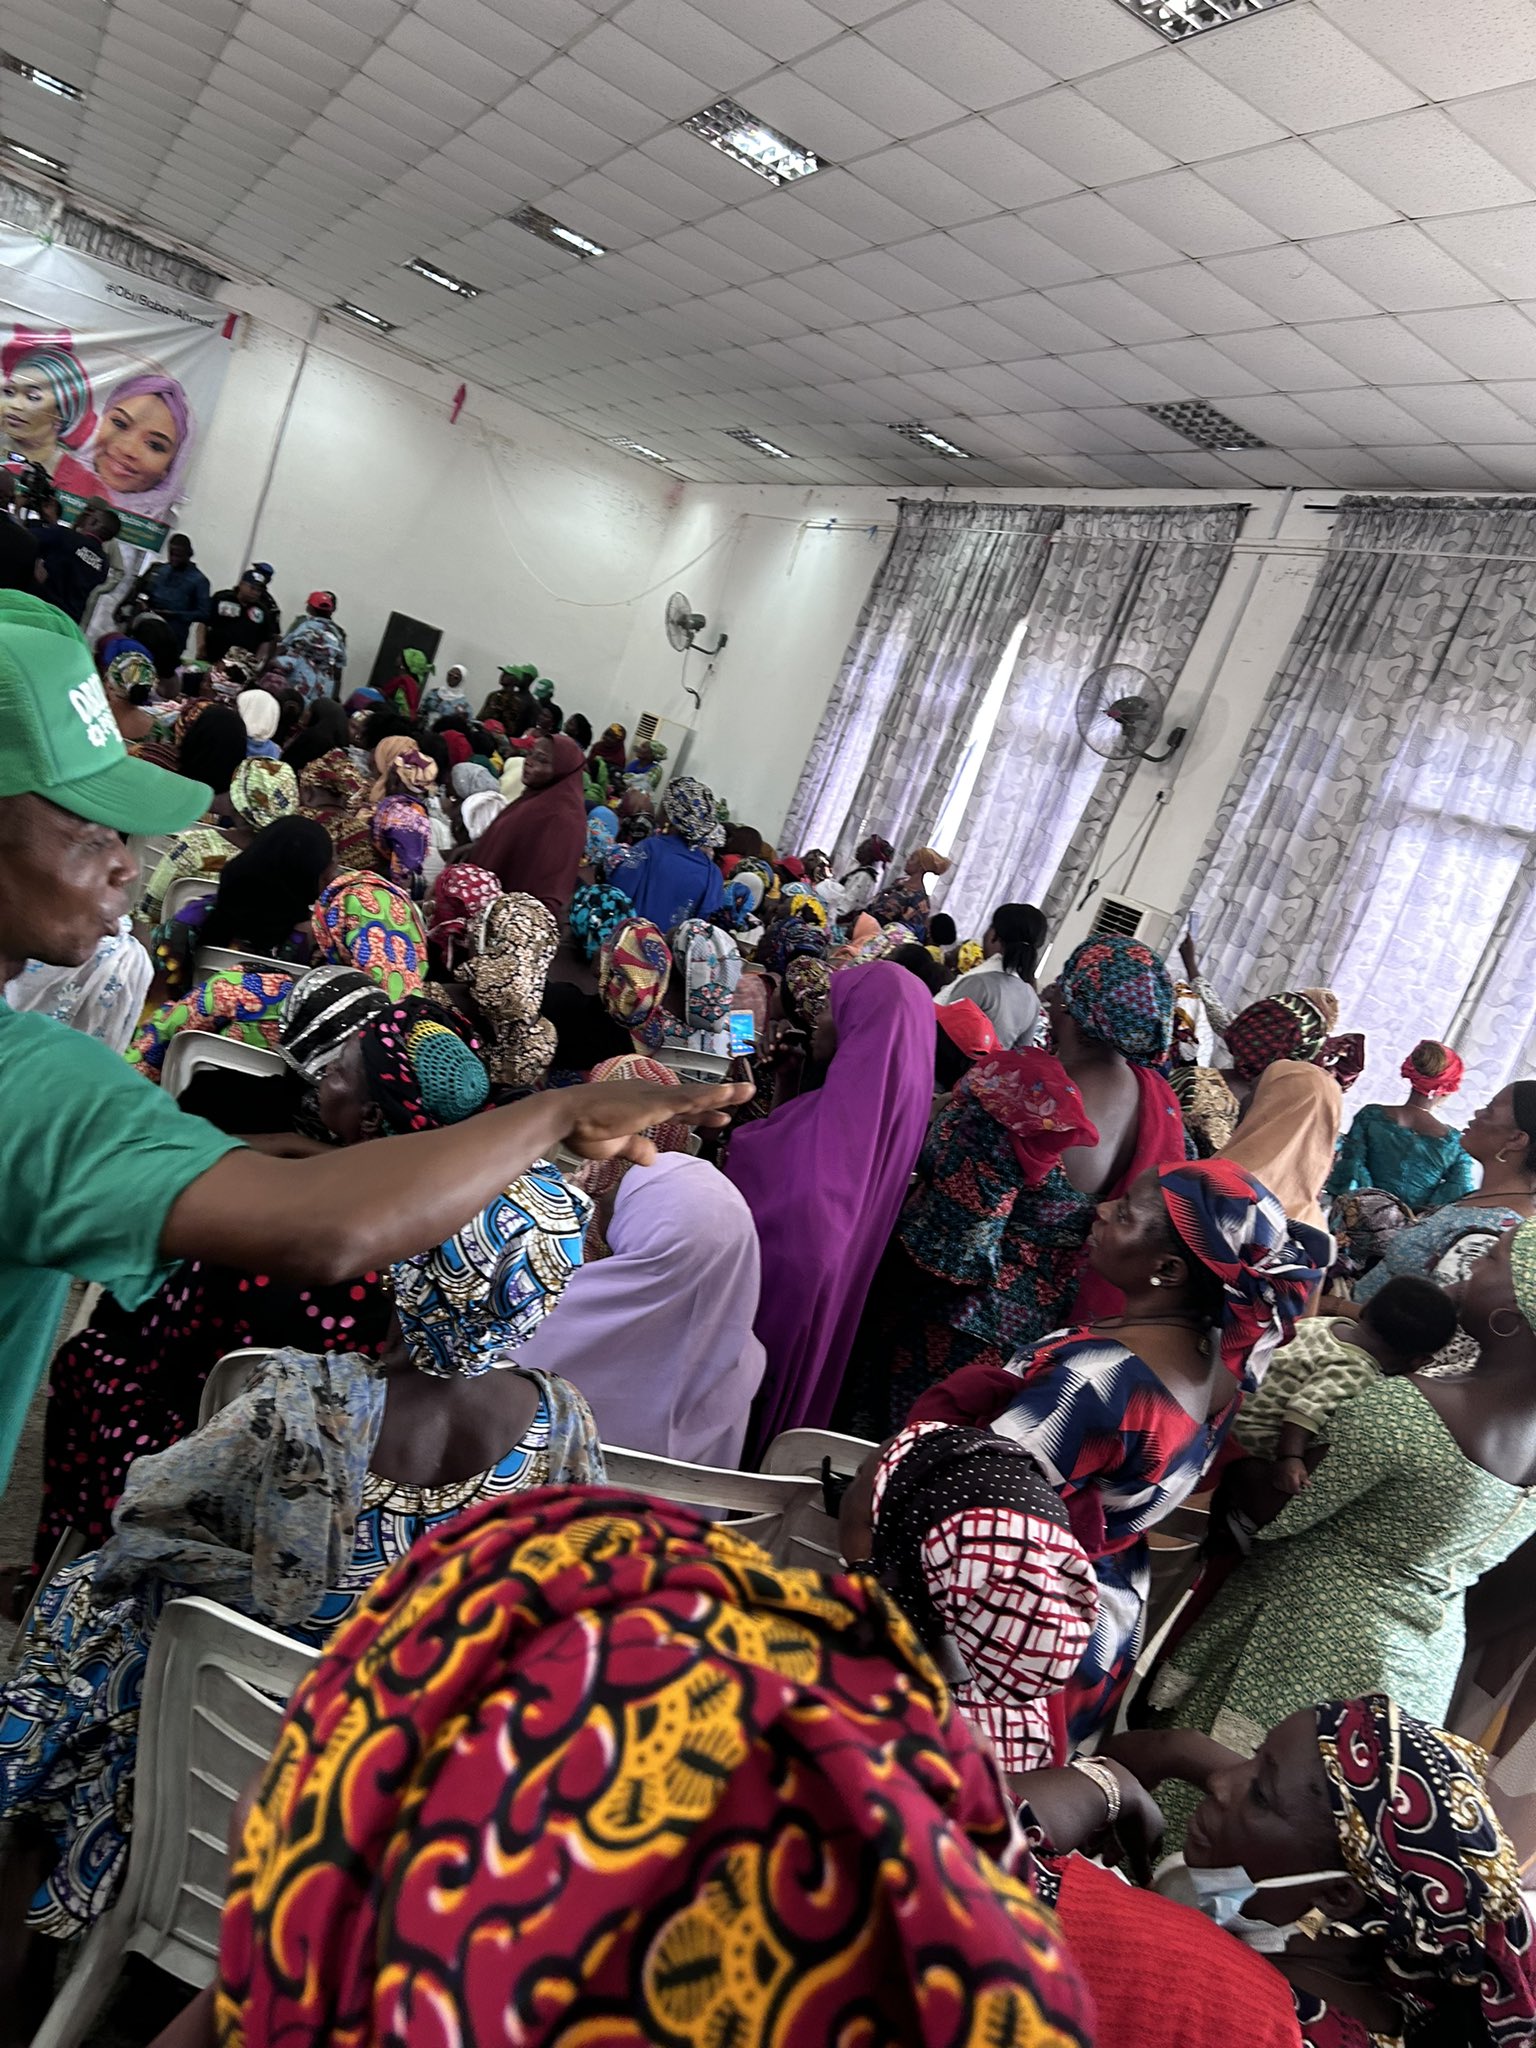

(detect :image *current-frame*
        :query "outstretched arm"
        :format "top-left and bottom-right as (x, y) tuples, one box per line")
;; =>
(164, 1078), (750, 1284)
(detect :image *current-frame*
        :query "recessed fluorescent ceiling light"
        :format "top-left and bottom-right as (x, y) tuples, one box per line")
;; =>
(335, 301), (394, 331)
(683, 98), (824, 186)
(404, 257), (478, 298)
(510, 205), (605, 259)
(609, 438), (673, 466)
(725, 428), (793, 459)
(893, 423), (973, 459)
(1143, 399), (1266, 451)
(3, 137), (67, 175)
(1, 52), (82, 98)
(1112, 0), (1296, 39)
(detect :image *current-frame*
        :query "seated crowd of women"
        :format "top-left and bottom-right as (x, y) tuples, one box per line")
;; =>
(4, 638), (1536, 2048)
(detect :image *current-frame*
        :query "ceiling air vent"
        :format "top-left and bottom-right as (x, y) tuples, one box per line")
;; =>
(1112, 0), (1297, 40)
(1143, 400), (1266, 452)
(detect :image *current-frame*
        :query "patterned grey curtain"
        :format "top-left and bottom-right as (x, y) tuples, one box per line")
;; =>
(781, 500), (1060, 860)
(1181, 495), (1536, 1109)
(941, 505), (1243, 937)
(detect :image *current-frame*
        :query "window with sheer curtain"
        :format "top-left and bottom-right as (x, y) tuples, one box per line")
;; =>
(1180, 495), (1536, 1111)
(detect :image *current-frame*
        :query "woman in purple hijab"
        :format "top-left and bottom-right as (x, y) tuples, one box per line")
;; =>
(728, 959), (936, 1457)
(513, 1153), (766, 1470)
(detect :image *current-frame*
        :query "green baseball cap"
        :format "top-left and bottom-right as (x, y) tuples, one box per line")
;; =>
(0, 592), (210, 833)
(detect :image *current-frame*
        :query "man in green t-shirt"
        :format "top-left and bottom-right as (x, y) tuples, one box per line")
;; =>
(0, 593), (748, 1492)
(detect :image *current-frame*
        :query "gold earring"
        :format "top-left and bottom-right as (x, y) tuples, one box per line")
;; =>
(1294, 1907), (1330, 1941)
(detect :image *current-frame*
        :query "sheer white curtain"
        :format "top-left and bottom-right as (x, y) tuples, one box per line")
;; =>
(1182, 495), (1536, 1110)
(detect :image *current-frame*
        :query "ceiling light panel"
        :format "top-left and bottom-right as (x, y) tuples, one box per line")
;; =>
(892, 422), (974, 457)
(725, 428), (793, 457)
(608, 437), (674, 465)
(335, 301), (394, 330)
(683, 99), (825, 187)
(510, 204), (606, 259)
(3, 139), (68, 176)
(1, 53), (83, 99)
(404, 256), (479, 297)
(1143, 399), (1267, 449)
(1112, 0), (1298, 39)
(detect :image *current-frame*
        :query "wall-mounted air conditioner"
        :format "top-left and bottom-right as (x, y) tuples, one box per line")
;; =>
(1088, 893), (1178, 958)
(632, 711), (697, 784)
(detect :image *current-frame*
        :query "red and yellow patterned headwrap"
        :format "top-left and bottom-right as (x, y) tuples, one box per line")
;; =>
(216, 1489), (1093, 2048)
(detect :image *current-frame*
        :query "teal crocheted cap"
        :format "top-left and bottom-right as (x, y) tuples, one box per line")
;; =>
(407, 1016), (489, 1124)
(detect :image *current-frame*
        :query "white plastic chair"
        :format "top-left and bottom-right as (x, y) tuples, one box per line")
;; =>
(600, 1445), (819, 1563)
(197, 1348), (276, 1426)
(760, 1430), (877, 1573)
(194, 944), (299, 978)
(161, 1030), (288, 1101)
(159, 874), (217, 922)
(31, 1597), (317, 2048)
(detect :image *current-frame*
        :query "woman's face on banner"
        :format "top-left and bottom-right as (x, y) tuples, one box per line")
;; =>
(2, 367), (60, 451)
(94, 392), (179, 493)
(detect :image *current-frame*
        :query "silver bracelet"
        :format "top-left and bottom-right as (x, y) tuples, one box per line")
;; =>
(1069, 1755), (1122, 1826)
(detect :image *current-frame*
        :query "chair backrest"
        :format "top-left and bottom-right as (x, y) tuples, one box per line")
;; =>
(760, 1428), (876, 1481)
(195, 945), (299, 978)
(108, 1596), (316, 1985)
(160, 874), (216, 922)
(600, 1445), (819, 1563)
(161, 1030), (288, 1102)
(198, 1348), (276, 1426)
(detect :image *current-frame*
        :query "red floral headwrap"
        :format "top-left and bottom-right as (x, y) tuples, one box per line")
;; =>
(1402, 1038), (1464, 1100)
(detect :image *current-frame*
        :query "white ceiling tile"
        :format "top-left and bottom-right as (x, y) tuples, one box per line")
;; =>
(793, 261), (904, 322)
(380, 17), (516, 103)
(862, 2), (1052, 112)
(1005, 355), (1137, 406)
(601, 147), (721, 222)
(1042, 278), (1184, 344)
(981, 291), (1113, 353)
(1298, 386), (1443, 441)
(1422, 208), (1536, 300)
(363, 46), (485, 125)
(535, 54), (669, 144)
(684, 0), (836, 62)
(1107, 169), (1278, 259)
(1199, 142), (1396, 241)
(954, 364), (1062, 410)
(1077, 50), (1286, 164)
(891, 231), (1024, 301)
(743, 273), (847, 328)
(1382, 381), (1536, 443)
(836, 249), (959, 313)
(949, 214), (1094, 288)
(414, 0), (554, 76)
(947, 0), (1161, 79)
(1314, 0), (1536, 99)
(1284, 449), (1408, 488)
(1077, 406), (1189, 452)
(1160, 450), (1253, 485)
(1305, 224), (1499, 311)
(645, 128), (781, 204)
(1186, 5), (1421, 133)
(1449, 83), (1536, 194)
(1365, 444), (1502, 489)
(992, 86), (1172, 189)
(787, 167), (930, 243)
(1123, 263), (1271, 335)
(1222, 449), (1335, 486)
(792, 329), (888, 378)
(1058, 348), (1192, 402)
(656, 222), (770, 284)
(923, 301), (1052, 360)
(498, 85), (623, 168)
(1460, 445), (1536, 489)
(612, 0), (770, 87)
(1205, 247), (1377, 322)
(1313, 110), (1533, 220)
(795, 37), (966, 139)
(1400, 305), (1536, 380)
(1210, 325), (1358, 391)
(1217, 393), (1350, 446)
(730, 191), (863, 259)
(850, 145), (993, 225)
(870, 318), (984, 368)
(1128, 336), (1273, 396)
(1021, 192), (1182, 273)
(454, 115), (583, 190)
(739, 67), (892, 159)
(562, 170), (682, 237)
(911, 120), (1076, 211)
(574, 23), (715, 119)
(1297, 315), (1464, 384)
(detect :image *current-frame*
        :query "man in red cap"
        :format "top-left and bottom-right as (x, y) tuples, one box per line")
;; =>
(265, 588), (347, 701)
(0, 592), (748, 1492)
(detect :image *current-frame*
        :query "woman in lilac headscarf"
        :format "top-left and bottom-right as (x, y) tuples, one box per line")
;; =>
(727, 959), (935, 1457)
(513, 1153), (766, 1469)
(55, 370), (194, 524)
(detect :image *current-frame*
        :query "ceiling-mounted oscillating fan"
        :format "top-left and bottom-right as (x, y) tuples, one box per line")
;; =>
(1074, 662), (1186, 764)
(665, 590), (728, 657)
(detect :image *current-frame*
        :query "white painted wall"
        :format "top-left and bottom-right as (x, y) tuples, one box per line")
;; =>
(178, 281), (683, 710)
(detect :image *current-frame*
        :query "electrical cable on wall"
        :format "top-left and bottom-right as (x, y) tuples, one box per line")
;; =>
(1076, 789), (1171, 912)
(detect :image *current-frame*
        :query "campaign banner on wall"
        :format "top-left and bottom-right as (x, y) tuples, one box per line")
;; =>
(0, 227), (234, 548)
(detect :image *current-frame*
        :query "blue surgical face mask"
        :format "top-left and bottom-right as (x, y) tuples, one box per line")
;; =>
(1155, 1853), (1348, 1954)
